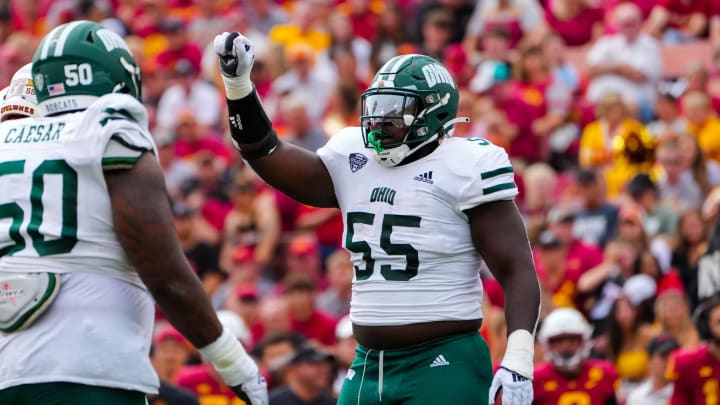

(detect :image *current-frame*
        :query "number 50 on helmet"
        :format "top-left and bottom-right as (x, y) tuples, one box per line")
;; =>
(31, 20), (141, 117)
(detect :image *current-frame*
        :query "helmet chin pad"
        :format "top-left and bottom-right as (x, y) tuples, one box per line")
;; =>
(372, 133), (439, 167)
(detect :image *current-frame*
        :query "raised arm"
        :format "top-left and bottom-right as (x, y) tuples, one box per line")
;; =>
(105, 152), (267, 404)
(214, 32), (337, 208)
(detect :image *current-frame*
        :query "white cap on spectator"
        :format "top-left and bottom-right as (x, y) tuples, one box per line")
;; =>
(335, 315), (353, 340)
(623, 274), (657, 305)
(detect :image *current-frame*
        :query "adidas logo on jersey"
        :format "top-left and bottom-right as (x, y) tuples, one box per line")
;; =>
(413, 171), (433, 184)
(429, 354), (450, 368)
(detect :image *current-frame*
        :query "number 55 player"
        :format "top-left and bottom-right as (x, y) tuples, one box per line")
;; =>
(214, 32), (541, 405)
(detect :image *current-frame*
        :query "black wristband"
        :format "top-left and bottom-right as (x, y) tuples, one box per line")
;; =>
(239, 129), (279, 161)
(226, 89), (273, 144)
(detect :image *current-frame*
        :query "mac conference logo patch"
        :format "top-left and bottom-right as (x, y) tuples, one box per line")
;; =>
(349, 153), (368, 172)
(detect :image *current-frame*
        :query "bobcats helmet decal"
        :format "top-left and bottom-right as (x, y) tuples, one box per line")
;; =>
(32, 20), (142, 116)
(361, 54), (466, 167)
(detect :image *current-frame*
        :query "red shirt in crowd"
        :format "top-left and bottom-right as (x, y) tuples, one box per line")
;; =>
(291, 311), (337, 347)
(668, 346), (720, 405)
(505, 81), (549, 163)
(533, 359), (618, 405)
(657, 0), (711, 29)
(175, 364), (243, 405)
(566, 240), (603, 275)
(544, 6), (604, 47)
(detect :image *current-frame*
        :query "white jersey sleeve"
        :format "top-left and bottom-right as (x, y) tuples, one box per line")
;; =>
(81, 93), (157, 170)
(444, 137), (518, 213)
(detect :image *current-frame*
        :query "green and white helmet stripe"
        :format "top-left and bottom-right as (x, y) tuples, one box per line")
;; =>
(32, 20), (141, 116)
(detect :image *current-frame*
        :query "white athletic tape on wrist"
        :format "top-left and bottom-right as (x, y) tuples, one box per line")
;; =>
(198, 328), (258, 386)
(500, 329), (535, 379)
(222, 76), (254, 100)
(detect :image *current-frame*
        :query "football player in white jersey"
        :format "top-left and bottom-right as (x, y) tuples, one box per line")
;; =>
(214, 32), (541, 405)
(0, 63), (37, 122)
(0, 21), (267, 405)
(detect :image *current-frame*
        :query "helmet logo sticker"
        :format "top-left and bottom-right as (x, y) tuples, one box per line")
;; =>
(421, 64), (456, 89)
(348, 153), (368, 172)
(34, 74), (44, 92)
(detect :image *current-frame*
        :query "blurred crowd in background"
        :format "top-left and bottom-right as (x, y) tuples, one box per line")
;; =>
(4, 0), (720, 404)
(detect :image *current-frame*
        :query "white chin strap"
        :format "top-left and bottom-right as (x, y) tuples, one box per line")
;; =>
(375, 134), (437, 167)
(374, 117), (471, 167)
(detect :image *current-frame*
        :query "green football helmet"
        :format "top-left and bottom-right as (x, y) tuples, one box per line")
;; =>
(361, 54), (465, 167)
(32, 20), (141, 116)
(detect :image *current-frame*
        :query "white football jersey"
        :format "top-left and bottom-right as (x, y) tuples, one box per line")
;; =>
(0, 93), (160, 393)
(317, 128), (518, 326)
(0, 93), (156, 286)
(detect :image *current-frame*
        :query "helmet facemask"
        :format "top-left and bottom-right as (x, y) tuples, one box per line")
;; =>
(544, 334), (591, 374)
(360, 89), (441, 167)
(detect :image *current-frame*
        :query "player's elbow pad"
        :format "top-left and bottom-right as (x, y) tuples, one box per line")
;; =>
(226, 89), (278, 160)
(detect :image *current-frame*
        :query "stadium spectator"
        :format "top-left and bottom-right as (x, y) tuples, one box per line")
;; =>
(585, 3), (662, 122)
(548, 206), (604, 275)
(259, 296), (294, 340)
(268, 345), (336, 405)
(326, 12), (371, 82)
(316, 249), (353, 318)
(624, 333), (679, 405)
(172, 201), (224, 295)
(322, 80), (362, 136)
(416, 8), (455, 61)
(616, 205), (650, 253)
(656, 146), (698, 214)
(331, 316), (355, 397)
(268, 0), (331, 53)
(672, 209), (710, 310)
(644, 0), (710, 43)
(151, 325), (192, 383)
(252, 332), (307, 389)
(266, 42), (334, 125)
(220, 167), (281, 270)
(464, 0), (545, 50)
(503, 42), (572, 164)
(186, 0), (226, 48)
(605, 275), (658, 400)
(534, 229), (583, 311)
(468, 27), (513, 95)
(666, 294), (720, 405)
(155, 58), (222, 133)
(541, 0), (604, 47)
(654, 286), (701, 349)
(579, 92), (654, 197)
(279, 92), (330, 152)
(284, 233), (324, 286)
(534, 308), (618, 405)
(283, 275), (337, 348)
(542, 32), (580, 93)
(683, 91), (720, 164)
(646, 92), (687, 139)
(572, 168), (619, 247)
(336, 0), (379, 42)
(625, 173), (679, 240)
(368, 2), (413, 70)
(244, 0), (290, 36)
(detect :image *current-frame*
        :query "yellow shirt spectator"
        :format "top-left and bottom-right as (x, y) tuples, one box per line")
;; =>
(686, 117), (720, 163)
(683, 91), (720, 163)
(580, 117), (654, 196)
